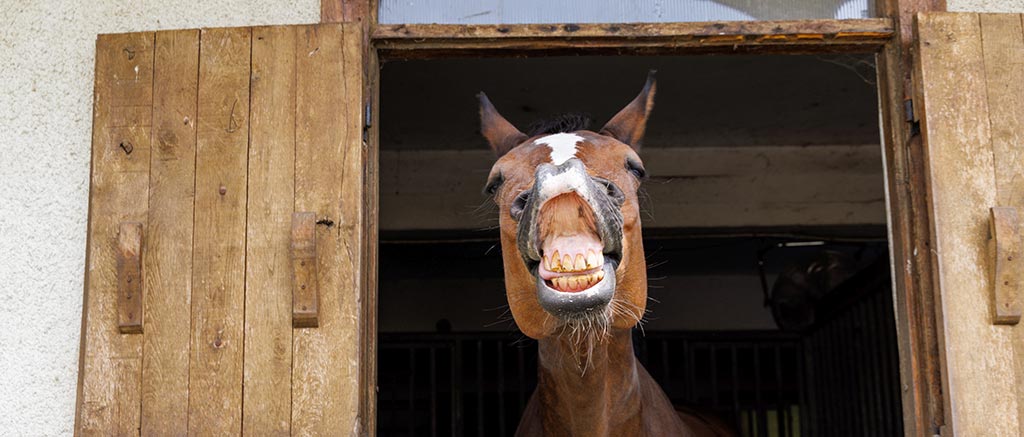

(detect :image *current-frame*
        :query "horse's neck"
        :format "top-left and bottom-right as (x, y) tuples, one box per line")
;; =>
(534, 329), (644, 435)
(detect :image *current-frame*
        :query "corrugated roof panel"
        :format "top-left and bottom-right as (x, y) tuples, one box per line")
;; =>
(379, 0), (875, 24)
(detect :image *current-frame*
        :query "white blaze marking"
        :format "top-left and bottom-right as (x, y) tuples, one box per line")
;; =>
(534, 133), (583, 165)
(538, 166), (591, 200)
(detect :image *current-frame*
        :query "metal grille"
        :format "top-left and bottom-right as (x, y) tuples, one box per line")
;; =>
(377, 261), (902, 437)
(638, 332), (804, 437)
(800, 261), (903, 436)
(379, 332), (804, 437)
(378, 335), (537, 436)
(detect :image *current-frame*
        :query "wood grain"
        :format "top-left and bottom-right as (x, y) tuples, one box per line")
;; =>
(980, 14), (1024, 209)
(116, 222), (144, 334)
(322, 0), (373, 23)
(989, 207), (1023, 324)
(188, 26), (251, 435)
(981, 13), (1024, 327)
(291, 212), (319, 328)
(140, 28), (199, 435)
(373, 19), (894, 57)
(875, 0), (948, 433)
(360, 45), (381, 437)
(242, 25), (297, 436)
(979, 13), (1024, 436)
(76, 31), (153, 436)
(291, 23), (365, 435)
(915, 12), (1018, 436)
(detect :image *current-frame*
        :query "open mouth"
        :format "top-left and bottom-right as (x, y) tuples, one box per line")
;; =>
(525, 192), (622, 315)
(515, 158), (625, 317)
(537, 232), (611, 292)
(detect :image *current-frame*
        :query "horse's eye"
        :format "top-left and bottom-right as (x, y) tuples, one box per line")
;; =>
(626, 158), (647, 180)
(484, 173), (504, 196)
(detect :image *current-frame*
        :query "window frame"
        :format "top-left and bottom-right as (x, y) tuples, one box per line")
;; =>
(332, 0), (949, 435)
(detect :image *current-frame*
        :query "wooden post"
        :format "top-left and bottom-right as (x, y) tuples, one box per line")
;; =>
(323, 2), (380, 433)
(322, 0), (375, 23)
(875, 0), (947, 435)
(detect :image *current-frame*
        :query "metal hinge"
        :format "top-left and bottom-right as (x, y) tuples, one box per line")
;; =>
(363, 102), (372, 143)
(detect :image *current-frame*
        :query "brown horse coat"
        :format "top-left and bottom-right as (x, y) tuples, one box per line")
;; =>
(480, 72), (733, 437)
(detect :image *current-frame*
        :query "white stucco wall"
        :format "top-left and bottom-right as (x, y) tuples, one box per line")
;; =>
(0, 2), (317, 435)
(948, 0), (1024, 12)
(3, 1), (1024, 436)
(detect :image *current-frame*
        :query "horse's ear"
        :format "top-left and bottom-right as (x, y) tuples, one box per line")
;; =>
(599, 70), (656, 150)
(479, 92), (528, 158)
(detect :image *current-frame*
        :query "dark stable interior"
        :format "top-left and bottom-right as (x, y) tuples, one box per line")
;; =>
(376, 55), (902, 437)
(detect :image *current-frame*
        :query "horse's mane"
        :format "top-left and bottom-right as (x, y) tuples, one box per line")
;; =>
(526, 112), (592, 136)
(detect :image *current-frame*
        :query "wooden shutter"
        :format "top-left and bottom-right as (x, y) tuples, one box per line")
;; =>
(75, 24), (373, 435)
(914, 12), (1024, 435)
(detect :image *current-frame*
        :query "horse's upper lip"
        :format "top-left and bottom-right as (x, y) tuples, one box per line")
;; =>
(516, 158), (625, 284)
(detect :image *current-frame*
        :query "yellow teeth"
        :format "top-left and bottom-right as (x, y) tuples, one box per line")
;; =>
(586, 250), (602, 269)
(545, 250), (605, 273)
(549, 270), (607, 292)
(574, 254), (586, 271)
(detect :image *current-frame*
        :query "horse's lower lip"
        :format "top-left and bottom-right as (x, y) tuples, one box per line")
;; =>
(535, 262), (616, 316)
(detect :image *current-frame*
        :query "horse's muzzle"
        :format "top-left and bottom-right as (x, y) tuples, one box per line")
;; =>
(515, 158), (625, 317)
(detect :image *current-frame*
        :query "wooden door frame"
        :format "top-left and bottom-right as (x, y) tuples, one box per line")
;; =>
(324, 0), (949, 435)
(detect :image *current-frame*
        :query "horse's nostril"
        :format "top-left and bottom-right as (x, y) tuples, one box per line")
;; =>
(511, 190), (530, 221)
(595, 178), (625, 205)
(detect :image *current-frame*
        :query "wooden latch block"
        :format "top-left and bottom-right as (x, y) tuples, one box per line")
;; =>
(989, 207), (1022, 325)
(291, 212), (319, 328)
(117, 222), (144, 333)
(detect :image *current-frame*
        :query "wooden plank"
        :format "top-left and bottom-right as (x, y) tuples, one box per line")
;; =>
(291, 212), (320, 328)
(291, 23), (365, 435)
(140, 28), (199, 435)
(981, 14), (1024, 217)
(372, 19), (894, 57)
(979, 13), (1024, 437)
(378, 146), (887, 230)
(76, 31), (153, 436)
(242, 25), (296, 436)
(915, 12), (1018, 436)
(116, 222), (144, 334)
(188, 26), (251, 435)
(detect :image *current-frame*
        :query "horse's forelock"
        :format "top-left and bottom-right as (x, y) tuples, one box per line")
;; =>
(526, 112), (592, 136)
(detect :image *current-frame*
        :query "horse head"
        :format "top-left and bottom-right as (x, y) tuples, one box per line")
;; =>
(480, 72), (656, 348)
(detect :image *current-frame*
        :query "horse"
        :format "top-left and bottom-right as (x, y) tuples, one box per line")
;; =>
(479, 72), (733, 436)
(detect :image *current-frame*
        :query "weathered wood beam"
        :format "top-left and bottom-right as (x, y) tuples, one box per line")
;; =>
(321, 0), (375, 23)
(380, 145), (886, 231)
(373, 19), (894, 58)
(874, 0), (946, 435)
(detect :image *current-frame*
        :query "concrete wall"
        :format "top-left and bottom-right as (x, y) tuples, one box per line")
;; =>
(0, 2), (317, 435)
